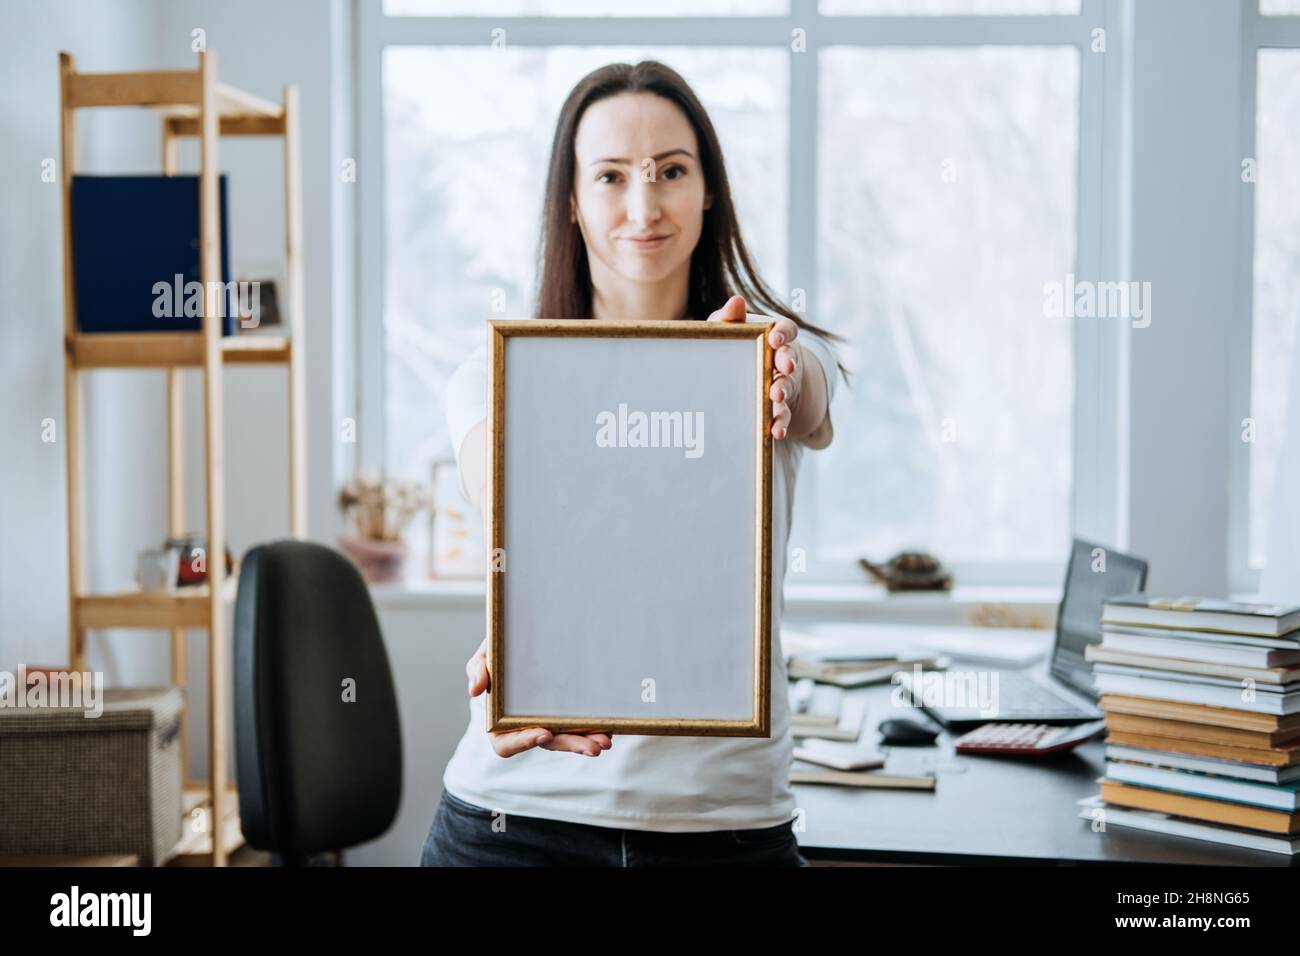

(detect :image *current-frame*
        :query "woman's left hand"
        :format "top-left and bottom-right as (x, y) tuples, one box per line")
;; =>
(707, 294), (801, 440)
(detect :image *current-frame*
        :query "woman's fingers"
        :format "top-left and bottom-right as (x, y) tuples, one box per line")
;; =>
(771, 348), (798, 441)
(466, 638), (489, 696)
(490, 728), (553, 758)
(488, 725), (613, 758)
(775, 344), (797, 376)
(489, 730), (607, 758)
(541, 733), (610, 756)
(706, 294), (747, 323)
(771, 401), (792, 440)
(768, 316), (798, 350)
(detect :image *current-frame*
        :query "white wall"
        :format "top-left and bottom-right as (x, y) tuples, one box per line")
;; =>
(0, 0), (161, 675)
(1125, 0), (1240, 597)
(347, 598), (485, 866)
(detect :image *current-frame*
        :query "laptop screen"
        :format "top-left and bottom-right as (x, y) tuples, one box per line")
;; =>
(1050, 539), (1148, 698)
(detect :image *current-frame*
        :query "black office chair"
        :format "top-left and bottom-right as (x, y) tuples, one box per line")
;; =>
(233, 540), (402, 865)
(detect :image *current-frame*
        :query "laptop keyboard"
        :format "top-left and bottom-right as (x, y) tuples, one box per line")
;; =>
(977, 674), (1092, 718)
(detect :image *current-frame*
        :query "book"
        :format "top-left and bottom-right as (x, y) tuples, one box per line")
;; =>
(1105, 760), (1300, 809)
(70, 174), (235, 335)
(1105, 743), (1300, 784)
(1100, 694), (1300, 734)
(1098, 629), (1300, 667)
(1104, 710), (1300, 750)
(1100, 779), (1300, 834)
(792, 738), (887, 771)
(1106, 726), (1300, 768)
(1092, 674), (1300, 715)
(789, 764), (936, 789)
(1102, 595), (1300, 638)
(1087, 644), (1300, 684)
(1097, 665), (1300, 697)
(1076, 795), (1300, 855)
(1097, 624), (1300, 655)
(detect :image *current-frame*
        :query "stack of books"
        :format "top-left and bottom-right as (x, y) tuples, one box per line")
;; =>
(1078, 595), (1300, 855)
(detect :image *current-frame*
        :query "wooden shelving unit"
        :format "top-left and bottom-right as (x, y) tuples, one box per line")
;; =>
(59, 50), (306, 867)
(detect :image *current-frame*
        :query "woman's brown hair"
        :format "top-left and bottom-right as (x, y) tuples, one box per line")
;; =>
(535, 59), (848, 380)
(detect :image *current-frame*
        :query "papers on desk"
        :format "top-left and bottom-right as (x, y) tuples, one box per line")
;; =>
(791, 694), (867, 741)
(794, 738), (886, 771)
(790, 763), (936, 790)
(789, 679), (842, 723)
(783, 623), (1049, 669)
(788, 654), (947, 688)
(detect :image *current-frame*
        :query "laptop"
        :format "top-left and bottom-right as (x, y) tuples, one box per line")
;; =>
(897, 538), (1149, 729)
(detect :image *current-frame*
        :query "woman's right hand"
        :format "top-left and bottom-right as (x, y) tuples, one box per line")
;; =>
(467, 638), (614, 758)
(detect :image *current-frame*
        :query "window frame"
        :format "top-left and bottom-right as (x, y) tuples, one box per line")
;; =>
(354, 0), (1126, 587)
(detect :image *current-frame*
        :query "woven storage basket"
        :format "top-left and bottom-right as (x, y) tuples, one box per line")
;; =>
(0, 686), (184, 865)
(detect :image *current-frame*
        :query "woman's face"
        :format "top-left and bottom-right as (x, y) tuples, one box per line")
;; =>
(571, 91), (711, 290)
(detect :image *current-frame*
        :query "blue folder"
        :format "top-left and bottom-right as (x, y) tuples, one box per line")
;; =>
(70, 174), (234, 335)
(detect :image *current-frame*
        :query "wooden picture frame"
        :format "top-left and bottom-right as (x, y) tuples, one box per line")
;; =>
(486, 319), (774, 737)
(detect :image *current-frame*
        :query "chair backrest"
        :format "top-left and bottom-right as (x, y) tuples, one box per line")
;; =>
(234, 540), (402, 861)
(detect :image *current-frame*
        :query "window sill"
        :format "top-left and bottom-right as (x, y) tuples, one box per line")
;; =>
(369, 577), (1061, 625)
(369, 577), (485, 610)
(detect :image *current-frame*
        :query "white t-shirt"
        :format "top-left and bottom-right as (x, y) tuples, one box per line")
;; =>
(440, 324), (841, 832)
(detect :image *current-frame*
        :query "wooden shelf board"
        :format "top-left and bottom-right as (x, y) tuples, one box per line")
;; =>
(75, 578), (236, 630)
(214, 83), (283, 118)
(221, 334), (293, 363)
(66, 68), (282, 120)
(164, 112), (285, 137)
(68, 332), (291, 369)
(170, 785), (245, 865)
(68, 69), (201, 110)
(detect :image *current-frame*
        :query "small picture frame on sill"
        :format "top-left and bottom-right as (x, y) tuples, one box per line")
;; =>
(429, 458), (484, 579)
(485, 318), (774, 738)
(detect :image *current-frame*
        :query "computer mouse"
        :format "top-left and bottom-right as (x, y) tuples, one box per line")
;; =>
(878, 716), (940, 746)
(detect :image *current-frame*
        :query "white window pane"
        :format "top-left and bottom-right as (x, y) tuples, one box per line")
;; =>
(383, 47), (787, 479)
(821, 0), (1078, 14)
(1250, 51), (1300, 567)
(1261, 0), (1300, 15)
(385, 0), (787, 15)
(816, 47), (1078, 564)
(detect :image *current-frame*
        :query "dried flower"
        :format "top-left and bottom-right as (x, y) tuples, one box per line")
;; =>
(338, 473), (432, 543)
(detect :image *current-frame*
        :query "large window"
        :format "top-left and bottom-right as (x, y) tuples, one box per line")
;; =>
(358, 0), (1114, 584)
(816, 46), (1078, 567)
(1235, 4), (1300, 590)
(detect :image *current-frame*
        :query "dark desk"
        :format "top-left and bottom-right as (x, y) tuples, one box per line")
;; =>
(793, 683), (1298, 866)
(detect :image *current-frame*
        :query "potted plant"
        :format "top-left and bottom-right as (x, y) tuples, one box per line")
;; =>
(337, 474), (432, 583)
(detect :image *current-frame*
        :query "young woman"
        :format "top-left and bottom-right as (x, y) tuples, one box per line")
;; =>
(420, 60), (846, 867)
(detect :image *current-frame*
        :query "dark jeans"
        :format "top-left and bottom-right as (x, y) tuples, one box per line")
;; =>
(420, 787), (810, 867)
